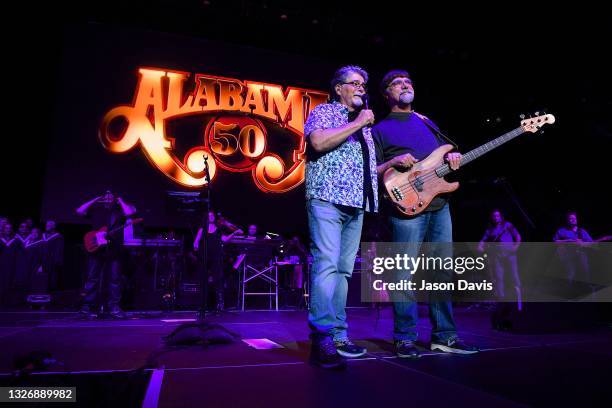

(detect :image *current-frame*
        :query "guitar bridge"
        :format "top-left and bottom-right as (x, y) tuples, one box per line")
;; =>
(391, 186), (404, 201)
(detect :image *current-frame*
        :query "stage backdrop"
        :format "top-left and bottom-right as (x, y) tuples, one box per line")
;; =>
(42, 23), (337, 236)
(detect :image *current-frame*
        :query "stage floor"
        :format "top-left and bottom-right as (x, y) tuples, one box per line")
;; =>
(0, 306), (611, 407)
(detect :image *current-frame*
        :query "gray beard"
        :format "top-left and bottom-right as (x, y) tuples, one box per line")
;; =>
(399, 92), (414, 105)
(352, 96), (364, 108)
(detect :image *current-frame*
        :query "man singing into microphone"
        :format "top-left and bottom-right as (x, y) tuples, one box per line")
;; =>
(304, 65), (377, 368)
(373, 69), (478, 357)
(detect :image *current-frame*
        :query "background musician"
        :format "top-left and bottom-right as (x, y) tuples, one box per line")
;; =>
(194, 211), (243, 312)
(478, 209), (522, 302)
(76, 191), (136, 318)
(554, 211), (594, 292)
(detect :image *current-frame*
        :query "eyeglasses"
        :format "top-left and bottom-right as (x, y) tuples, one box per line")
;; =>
(387, 78), (413, 89)
(342, 81), (367, 90)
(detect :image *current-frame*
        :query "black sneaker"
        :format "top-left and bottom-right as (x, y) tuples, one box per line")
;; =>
(395, 340), (421, 359)
(109, 308), (126, 319)
(334, 339), (367, 358)
(431, 337), (479, 354)
(79, 305), (96, 316)
(310, 334), (346, 369)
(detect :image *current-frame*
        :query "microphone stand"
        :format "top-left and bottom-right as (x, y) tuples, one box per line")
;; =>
(198, 154), (212, 320)
(157, 159), (240, 353)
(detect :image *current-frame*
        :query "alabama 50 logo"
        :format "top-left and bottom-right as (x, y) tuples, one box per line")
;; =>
(99, 67), (328, 192)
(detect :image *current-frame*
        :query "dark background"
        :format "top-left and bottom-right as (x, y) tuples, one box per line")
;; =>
(4, 1), (611, 243)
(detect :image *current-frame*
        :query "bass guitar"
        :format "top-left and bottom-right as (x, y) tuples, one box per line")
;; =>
(383, 113), (555, 216)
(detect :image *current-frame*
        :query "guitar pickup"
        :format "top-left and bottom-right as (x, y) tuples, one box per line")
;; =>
(413, 176), (424, 192)
(391, 187), (404, 201)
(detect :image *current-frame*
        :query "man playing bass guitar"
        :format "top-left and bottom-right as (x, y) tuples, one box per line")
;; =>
(372, 69), (478, 357)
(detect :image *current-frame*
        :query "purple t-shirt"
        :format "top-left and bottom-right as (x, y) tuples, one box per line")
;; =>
(372, 111), (447, 212)
(554, 227), (593, 242)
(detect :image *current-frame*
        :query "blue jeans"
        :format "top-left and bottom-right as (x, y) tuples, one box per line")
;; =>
(491, 252), (521, 299)
(307, 198), (364, 341)
(389, 204), (457, 343)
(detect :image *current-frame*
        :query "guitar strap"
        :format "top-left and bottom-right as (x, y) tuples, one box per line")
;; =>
(492, 223), (510, 242)
(414, 112), (459, 149)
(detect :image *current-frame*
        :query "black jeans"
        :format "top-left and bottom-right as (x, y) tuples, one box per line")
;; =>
(82, 253), (122, 311)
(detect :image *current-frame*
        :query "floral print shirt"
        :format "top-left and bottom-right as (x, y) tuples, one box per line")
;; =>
(304, 101), (378, 212)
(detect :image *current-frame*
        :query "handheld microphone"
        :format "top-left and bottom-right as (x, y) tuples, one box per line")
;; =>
(360, 94), (369, 110)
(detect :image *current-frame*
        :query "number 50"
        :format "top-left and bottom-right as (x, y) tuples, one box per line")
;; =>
(210, 121), (266, 158)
